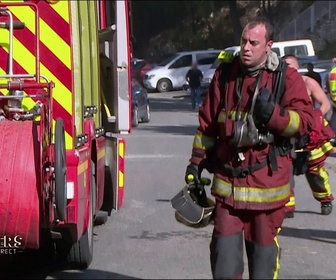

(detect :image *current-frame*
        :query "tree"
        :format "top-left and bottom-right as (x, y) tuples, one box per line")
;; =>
(228, 1), (242, 45)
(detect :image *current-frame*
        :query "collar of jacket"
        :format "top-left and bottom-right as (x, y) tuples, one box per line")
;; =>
(240, 50), (279, 77)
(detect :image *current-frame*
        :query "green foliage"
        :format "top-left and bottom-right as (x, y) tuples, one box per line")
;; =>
(131, 0), (333, 60)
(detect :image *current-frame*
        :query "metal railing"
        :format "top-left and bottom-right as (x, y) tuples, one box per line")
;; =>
(278, 1), (336, 41)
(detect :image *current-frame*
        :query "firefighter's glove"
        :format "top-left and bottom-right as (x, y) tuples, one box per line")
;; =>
(185, 164), (202, 189)
(254, 95), (275, 124)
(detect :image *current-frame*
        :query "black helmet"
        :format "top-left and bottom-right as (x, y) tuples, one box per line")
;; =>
(171, 180), (215, 228)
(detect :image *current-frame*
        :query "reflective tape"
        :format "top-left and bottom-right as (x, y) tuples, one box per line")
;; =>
(281, 110), (300, 137)
(77, 160), (88, 175)
(285, 195), (295, 207)
(212, 176), (290, 203)
(192, 131), (216, 150)
(329, 69), (336, 95)
(308, 141), (333, 161)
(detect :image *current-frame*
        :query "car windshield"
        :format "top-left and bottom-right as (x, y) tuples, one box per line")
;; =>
(157, 53), (179, 66)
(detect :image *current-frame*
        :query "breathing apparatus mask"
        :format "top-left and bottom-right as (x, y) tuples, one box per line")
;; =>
(170, 178), (215, 228)
(230, 71), (274, 148)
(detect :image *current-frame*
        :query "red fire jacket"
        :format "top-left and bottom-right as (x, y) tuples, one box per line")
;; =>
(190, 59), (315, 210)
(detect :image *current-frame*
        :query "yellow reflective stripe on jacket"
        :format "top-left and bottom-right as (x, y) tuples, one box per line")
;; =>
(193, 131), (216, 150)
(308, 141), (334, 161)
(324, 118), (330, 127)
(281, 110), (300, 137)
(329, 67), (336, 95)
(212, 176), (290, 203)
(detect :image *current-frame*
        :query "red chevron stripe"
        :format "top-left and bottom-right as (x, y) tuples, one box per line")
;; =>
(9, 13), (72, 91)
(0, 47), (73, 137)
(32, 1), (71, 46)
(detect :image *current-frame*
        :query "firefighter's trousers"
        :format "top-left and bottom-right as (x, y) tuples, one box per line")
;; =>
(285, 146), (334, 212)
(210, 202), (285, 279)
(285, 173), (296, 213)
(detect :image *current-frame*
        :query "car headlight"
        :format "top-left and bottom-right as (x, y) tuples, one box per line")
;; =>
(145, 74), (155, 80)
(202, 78), (212, 84)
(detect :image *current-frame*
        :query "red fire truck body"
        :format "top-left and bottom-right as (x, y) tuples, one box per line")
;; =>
(0, 0), (131, 268)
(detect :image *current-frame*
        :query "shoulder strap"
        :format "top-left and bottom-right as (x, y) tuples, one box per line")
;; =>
(219, 58), (236, 106)
(272, 61), (288, 104)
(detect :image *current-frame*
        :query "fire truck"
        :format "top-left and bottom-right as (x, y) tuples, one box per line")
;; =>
(0, 0), (131, 269)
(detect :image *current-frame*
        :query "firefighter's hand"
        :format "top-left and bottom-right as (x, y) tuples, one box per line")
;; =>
(254, 95), (275, 123)
(185, 164), (201, 188)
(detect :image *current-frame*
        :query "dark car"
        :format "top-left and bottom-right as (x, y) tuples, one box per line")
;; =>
(132, 78), (150, 127)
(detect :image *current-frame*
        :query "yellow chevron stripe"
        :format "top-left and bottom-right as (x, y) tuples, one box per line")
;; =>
(9, 7), (71, 69)
(0, 33), (72, 115)
(49, 0), (69, 23)
(39, 20), (71, 69)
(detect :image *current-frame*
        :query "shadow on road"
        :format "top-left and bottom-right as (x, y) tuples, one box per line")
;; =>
(293, 210), (320, 215)
(280, 226), (336, 244)
(138, 124), (198, 136)
(0, 249), (142, 279)
(148, 97), (192, 112)
(50, 270), (142, 279)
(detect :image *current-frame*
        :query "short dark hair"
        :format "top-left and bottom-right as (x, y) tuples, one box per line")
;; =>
(282, 54), (299, 64)
(282, 54), (297, 60)
(246, 16), (274, 42)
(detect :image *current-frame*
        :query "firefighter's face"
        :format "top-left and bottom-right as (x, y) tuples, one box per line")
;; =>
(240, 23), (273, 68)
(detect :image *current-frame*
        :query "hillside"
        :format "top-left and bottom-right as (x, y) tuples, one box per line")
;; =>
(131, 1), (333, 61)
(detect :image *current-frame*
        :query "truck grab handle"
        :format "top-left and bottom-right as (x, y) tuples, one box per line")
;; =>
(0, 21), (25, 29)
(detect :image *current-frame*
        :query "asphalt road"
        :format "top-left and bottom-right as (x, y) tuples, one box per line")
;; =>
(1, 90), (336, 279)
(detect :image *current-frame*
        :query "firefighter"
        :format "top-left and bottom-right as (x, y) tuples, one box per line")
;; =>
(185, 16), (315, 279)
(283, 55), (334, 218)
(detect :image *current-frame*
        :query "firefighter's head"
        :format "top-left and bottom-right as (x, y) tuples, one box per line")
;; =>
(240, 16), (274, 68)
(282, 54), (299, 70)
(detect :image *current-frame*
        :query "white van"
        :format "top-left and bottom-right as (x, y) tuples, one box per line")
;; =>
(220, 39), (315, 58)
(200, 39), (316, 94)
(143, 49), (221, 92)
(272, 39), (315, 57)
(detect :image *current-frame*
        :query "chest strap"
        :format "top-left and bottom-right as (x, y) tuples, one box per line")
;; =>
(221, 145), (288, 178)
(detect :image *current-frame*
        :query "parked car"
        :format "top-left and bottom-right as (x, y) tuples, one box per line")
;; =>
(132, 59), (157, 85)
(131, 78), (150, 127)
(143, 49), (221, 92)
